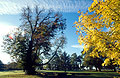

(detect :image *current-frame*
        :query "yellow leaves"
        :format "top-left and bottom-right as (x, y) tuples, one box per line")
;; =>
(79, 15), (83, 19)
(88, 7), (92, 12)
(78, 37), (83, 45)
(118, 59), (120, 65)
(74, 0), (120, 66)
(82, 46), (89, 54)
(102, 58), (110, 66)
(80, 27), (84, 30)
(115, 42), (120, 48)
(74, 21), (77, 24)
(92, 35), (97, 41)
(91, 1), (96, 8)
(94, 0), (98, 4)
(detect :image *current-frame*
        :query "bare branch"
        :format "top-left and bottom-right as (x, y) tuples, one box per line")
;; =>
(33, 7), (44, 32)
(36, 37), (64, 66)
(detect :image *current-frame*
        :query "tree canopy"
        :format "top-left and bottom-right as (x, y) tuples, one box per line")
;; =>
(74, 0), (120, 66)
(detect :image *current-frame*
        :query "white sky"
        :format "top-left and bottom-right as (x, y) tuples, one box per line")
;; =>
(71, 45), (83, 48)
(0, 23), (17, 64)
(0, 0), (92, 14)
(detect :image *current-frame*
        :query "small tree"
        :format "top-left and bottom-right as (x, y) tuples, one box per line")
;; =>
(70, 53), (79, 70)
(76, 55), (83, 70)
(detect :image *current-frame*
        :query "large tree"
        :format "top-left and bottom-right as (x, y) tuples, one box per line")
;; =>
(74, 0), (120, 66)
(3, 6), (66, 75)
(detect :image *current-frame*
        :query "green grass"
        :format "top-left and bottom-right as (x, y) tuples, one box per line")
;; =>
(0, 70), (41, 78)
(39, 70), (120, 78)
(0, 70), (120, 78)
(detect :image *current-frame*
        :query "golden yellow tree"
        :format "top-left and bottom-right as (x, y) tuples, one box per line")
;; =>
(74, 0), (120, 66)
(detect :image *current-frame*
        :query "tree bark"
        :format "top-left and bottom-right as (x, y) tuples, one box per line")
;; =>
(113, 67), (116, 72)
(24, 41), (36, 75)
(98, 67), (101, 72)
(95, 67), (98, 71)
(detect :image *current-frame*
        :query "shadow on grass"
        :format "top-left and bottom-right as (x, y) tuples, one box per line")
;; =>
(36, 72), (120, 78)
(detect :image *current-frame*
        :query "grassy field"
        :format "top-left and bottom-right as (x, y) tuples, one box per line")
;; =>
(0, 70), (41, 78)
(0, 70), (120, 78)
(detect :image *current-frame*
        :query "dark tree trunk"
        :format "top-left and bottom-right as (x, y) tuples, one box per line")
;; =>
(24, 41), (36, 75)
(95, 67), (98, 71)
(25, 67), (36, 75)
(113, 67), (116, 72)
(98, 67), (101, 72)
(90, 66), (92, 70)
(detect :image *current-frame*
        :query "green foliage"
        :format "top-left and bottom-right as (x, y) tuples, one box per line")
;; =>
(4, 62), (21, 70)
(70, 53), (79, 70)
(60, 52), (71, 71)
(82, 47), (103, 71)
(47, 52), (82, 71)
(48, 51), (71, 71)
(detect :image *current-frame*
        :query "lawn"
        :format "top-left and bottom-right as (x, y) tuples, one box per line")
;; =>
(0, 70), (41, 78)
(0, 70), (120, 78)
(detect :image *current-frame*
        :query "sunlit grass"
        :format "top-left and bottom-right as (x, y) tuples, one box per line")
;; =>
(0, 70), (23, 76)
(0, 70), (41, 78)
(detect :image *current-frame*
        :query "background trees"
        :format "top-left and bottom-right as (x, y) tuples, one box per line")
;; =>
(47, 52), (82, 71)
(4, 62), (21, 70)
(2, 6), (66, 75)
(82, 47), (103, 71)
(0, 60), (4, 71)
(59, 52), (71, 71)
(70, 53), (79, 70)
(83, 53), (103, 71)
(48, 52), (70, 71)
(74, 0), (120, 67)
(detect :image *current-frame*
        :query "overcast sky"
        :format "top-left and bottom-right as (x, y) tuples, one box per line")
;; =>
(0, 0), (93, 64)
